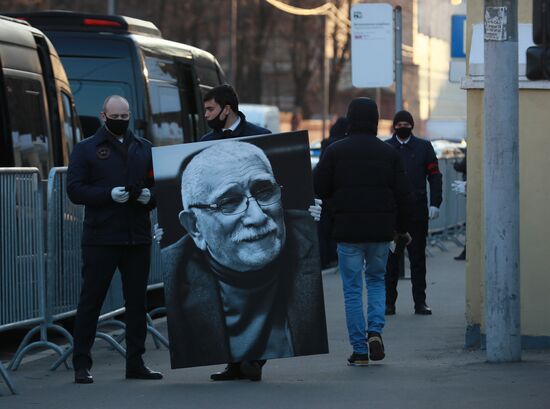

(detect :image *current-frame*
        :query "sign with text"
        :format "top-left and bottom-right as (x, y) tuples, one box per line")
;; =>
(351, 3), (394, 88)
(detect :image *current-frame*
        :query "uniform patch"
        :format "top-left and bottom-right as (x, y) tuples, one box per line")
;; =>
(96, 146), (111, 159)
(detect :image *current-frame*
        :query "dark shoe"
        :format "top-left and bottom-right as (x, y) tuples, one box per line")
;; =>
(414, 303), (432, 315)
(74, 368), (93, 384)
(347, 352), (369, 366)
(385, 304), (396, 315)
(367, 333), (385, 361)
(240, 361), (262, 381)
(126, 365), (163, 380)
(210, 363), (244, 381)
(454, 249), (466, 260)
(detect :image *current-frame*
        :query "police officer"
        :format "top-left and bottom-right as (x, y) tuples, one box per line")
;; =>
(385, 110), (442, 315)
(67, 95), (162, 384)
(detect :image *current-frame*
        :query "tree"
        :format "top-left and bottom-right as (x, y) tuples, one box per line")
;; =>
(327, 0), (352, 113)
(235, 0), (276, 102)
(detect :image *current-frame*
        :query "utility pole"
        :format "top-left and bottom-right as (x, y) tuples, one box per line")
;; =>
(229, 0), (238, 86)
(107, 0), (116, 15)
(394, 6), (403, 112)
(483, 0), (521, 362)
(322, 16), (330, 140)
(394, 6), (405, 278)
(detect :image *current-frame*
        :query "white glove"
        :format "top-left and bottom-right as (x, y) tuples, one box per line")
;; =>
(308, 198), (322, 222)
(429, 206), (440, 220)
(111, 186), (129, 203)
(452, 180), (467, 195)
(137, 188), (151, 205)
(153, 223), (164, 242)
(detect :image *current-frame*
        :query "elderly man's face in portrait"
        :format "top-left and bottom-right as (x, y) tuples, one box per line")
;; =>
(182, 153), (286, 272)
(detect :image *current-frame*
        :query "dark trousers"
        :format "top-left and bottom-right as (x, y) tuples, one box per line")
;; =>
(385, 221), (428, 307)
(72, 245), (151, 370)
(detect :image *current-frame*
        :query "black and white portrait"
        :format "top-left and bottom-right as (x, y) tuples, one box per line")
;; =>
(152, 132), (329, 369)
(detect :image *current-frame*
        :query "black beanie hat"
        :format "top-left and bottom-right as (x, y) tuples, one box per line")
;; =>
(346, 97), (379, 135)
(393, 110), (414, 129)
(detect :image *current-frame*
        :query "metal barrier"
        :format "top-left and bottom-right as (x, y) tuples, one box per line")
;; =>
(427, 156), (466, 252)
(43, 168), (168, 371)
(0, 361), (16, 395)
(396, 156), (466, 277)
(0, 168), (56, 392)
(1, 167), (168, 379)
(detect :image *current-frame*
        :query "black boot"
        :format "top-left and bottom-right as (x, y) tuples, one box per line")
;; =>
(210, 363), (243, 381)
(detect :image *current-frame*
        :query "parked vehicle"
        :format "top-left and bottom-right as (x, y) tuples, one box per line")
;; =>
(7, 11), (225, 144)
(0, 15), (81, 178)
(239, 103), (281, 133)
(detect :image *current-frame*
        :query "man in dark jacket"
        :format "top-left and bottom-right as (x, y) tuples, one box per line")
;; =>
(201, 84), (270, 141)
(385, 110), (443, 316)
(314, 97), (412, 366)
(67, 95), (162, 384)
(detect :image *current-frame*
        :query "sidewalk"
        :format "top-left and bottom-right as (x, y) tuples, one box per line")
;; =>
(2, 243), (549, 408)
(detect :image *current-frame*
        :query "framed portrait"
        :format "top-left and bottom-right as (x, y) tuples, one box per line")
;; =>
(153, 131), (329, 369)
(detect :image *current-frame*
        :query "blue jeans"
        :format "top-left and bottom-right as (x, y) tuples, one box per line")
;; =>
(337, 242), (390, 354)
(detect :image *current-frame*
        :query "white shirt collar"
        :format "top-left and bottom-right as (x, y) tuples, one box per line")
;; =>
(223, 116), (241, 132)
(397, 136), (411, 145)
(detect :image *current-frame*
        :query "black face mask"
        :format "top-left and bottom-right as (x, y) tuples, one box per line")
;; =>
(105, 118), (129, 136)
(395, 127), (412, 140)
(207, 108), (227, 131)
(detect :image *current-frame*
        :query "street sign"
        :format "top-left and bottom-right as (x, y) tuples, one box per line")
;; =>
(451, 15), (467, 58)
(351, 3), (394, 88)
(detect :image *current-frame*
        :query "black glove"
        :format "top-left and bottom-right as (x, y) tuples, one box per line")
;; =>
(125, 182), (144, 203)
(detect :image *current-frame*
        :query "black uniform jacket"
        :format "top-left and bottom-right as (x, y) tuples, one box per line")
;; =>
(314, 132), (413, 243)
(201, 111), (271, 141)
(67, 126), (156, 246)
(386, 135), (442, 221)
(162, 210), (328, 369)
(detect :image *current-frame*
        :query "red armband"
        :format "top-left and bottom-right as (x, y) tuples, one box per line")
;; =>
(426, 162), (439, 175)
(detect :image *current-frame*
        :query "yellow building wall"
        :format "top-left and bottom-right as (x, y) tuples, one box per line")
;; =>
(466, 1), (550, 346)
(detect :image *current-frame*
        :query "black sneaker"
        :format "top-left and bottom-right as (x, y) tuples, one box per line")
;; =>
(367, 333), (385, 361)
(347, 352), (369, 366)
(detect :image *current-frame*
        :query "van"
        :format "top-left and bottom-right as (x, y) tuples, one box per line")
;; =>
(7, 11), (225, 144)
(239, 104), (281, 133)
(0, 15), (81, 178)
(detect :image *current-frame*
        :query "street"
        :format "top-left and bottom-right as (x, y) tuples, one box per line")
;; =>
(3, 243), (549, 408)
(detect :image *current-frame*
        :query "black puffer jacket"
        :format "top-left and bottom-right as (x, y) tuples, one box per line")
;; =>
(313, 98), (413, 242)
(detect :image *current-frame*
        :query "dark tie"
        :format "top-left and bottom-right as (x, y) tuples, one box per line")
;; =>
(223, 129), (233, 138)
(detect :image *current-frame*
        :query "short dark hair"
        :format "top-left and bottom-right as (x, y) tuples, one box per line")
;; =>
(203, 84), (239, 113)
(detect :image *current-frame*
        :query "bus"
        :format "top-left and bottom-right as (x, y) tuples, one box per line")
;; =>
(6, 11), (225, 145)
(0, 15), (81, 178)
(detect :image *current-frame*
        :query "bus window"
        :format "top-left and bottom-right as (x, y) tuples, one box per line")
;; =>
(69, 79), (132, 137)
(6, 76), (49, 178)
(145, 54), (186, 145)
(148, 81), (184, 146)
(60, 91), (79, 154)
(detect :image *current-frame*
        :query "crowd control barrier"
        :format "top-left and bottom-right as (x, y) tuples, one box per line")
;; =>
(43, 168), (168, 370)
(427, 156), (466, 252)
(394, 155), (466, 278)
(0, 361), (16, 395)
(2, 167), (168, 379)
(0, 168), (59, 393)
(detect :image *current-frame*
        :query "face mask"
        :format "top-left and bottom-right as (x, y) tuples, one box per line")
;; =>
(207, 108), (227, 131)
(395, 127), (412, 140)
(105, 117), (129, 136)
